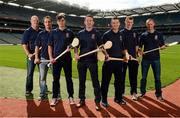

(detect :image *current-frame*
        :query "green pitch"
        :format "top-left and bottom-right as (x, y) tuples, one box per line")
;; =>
(0, 45), (179, 99)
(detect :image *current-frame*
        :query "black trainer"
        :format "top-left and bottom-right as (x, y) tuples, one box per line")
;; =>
(101, 101), (109, 108)
(138, 93), (145, 98)
(95, 102), (101, 111)
(114, 99), (126, 105)
(157, 96), (164, 102)
(25, 91), (32, 96)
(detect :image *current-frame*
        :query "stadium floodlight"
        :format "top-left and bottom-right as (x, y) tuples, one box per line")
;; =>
(154, 11), (164, 14)
(69, 14), (77, 17)
(79, 15), (86, 17)
(142, 13), (151, 16)
(24, 5), (34, 9)
(37, 8), (46, 11)
(0, 1), (4, 4)
(7, 2), (20, 7)
(131, 14), (139, 16)
(49, 11), (57, 13)
(168, 10), (179, 13)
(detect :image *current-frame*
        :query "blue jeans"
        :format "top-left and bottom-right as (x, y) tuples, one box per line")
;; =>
(140, 59), (162, 97)
(26, 57), (37, 92)
(39, 58), (49, 97)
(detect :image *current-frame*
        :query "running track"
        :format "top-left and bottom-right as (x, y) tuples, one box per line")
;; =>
(0, 79), (180, 117)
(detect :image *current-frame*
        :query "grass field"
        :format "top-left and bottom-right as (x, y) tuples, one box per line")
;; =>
(0, 45), (180, 99)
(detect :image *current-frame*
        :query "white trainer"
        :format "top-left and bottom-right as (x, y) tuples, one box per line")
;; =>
(50, 98), (58, 106)
(132, 93), (138, 101)
(69, 97), (75, 105)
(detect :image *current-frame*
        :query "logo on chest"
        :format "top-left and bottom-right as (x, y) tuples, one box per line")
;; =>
(91, 34), (95, 39)
(119, 35), (122, 42)
(155, 35), (158, 40)
(66, 33), (69, 38)
(133, 33), (136, 38)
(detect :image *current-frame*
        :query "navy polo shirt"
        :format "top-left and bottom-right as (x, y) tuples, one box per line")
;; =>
(139, 30), (165, 60)
(35, 30), (50, 59)
(48, 28), (74, 58)
(102, 29), (125, 58)
(77, 28), (102, 62)
(121, 28), (138, 58)
(21, 27), (42, 53)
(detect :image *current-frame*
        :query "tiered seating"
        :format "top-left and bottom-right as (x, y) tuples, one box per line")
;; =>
(0, 32), (22, 44)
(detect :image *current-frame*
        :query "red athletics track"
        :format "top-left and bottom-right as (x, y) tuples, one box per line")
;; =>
(0, 79), (180, 117)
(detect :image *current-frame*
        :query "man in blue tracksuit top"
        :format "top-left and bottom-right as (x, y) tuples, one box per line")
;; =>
(74, 15), (102, 111)
(101, 16), (128, 107)
(139, 18), (165, 101)
(48, 13), (75, 106)
(34, 16), (52, 100)
(121, 16), (139, 101)
(21, 15), (42, 96)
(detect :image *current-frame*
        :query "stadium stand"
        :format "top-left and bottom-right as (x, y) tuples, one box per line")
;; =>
(0, 0), (180, 44)
(0, 32), (21, 45)
(165, 35), (180, 43)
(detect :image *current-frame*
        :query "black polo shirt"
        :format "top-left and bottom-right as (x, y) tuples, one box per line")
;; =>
(48, 28), (74, 58)
(102, 29), (125, 58)
(77, 28), (102, 62)
(121, 28), (138, 58)
(139, 30), (165, 60)
(35, 30), (50, 59)
(21, 27), (42, 53)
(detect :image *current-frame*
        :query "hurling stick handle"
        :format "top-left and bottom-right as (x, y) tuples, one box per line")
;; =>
(47, 49), (68, 67)
(143, 47), (160, 54)
(55, 49), (68, 60)
(109, 57), (124, 61)
(79, 49), (99, 58)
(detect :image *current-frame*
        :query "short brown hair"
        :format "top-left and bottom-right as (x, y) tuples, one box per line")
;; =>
(85, 14), (93, 20)
(56, 13), (65, 20)
(111, 16), (119, 22)
(125, 16), (134, 21)
(43, 16), (52, 22)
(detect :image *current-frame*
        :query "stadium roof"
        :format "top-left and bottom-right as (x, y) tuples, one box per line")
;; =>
(1, 0), (180, 18)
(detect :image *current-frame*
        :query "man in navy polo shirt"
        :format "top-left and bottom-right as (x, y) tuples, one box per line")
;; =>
(34, 16), (52, 100)
(139, 18), (165, 101)
(48, 13), (75, 106)
(101, 16), (128, 107)
(74, 15), (102, 110)
(21, 15), (42, 96)
(121, 16), (139, 101)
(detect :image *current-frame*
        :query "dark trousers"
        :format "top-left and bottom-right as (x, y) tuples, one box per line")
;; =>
(101, 61), (124, 102)
(52, 58), (74, 98)
(26, 57), (38, 92)
(77, 61), (101, 103)
(122, 60), (139, 95)
(140, 59), (162, 97)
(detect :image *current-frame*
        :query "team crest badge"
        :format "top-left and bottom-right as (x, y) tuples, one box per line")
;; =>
(133, 33), (136, 38)
(66, 33), (69, 38)
(119, 35), (122, 41)
(91, 34), (95, 39)
(155, 35), (158, 40)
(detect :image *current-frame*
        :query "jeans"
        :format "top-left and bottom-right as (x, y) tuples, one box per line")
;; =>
(39, 58), (49, 97)
(26, 57), (38, 93)
(140, 59), (162, 97)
